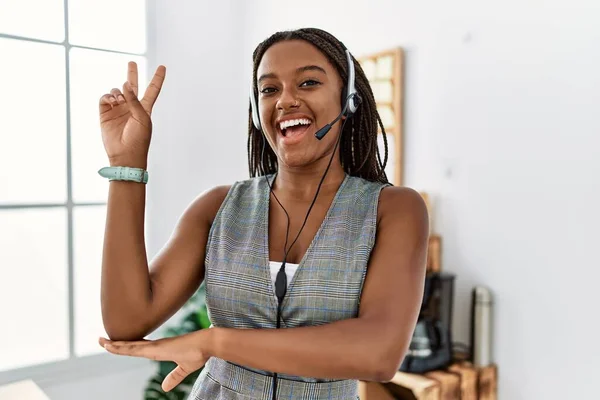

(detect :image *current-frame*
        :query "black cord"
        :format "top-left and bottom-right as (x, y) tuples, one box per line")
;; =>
(262, 114), (349, 400)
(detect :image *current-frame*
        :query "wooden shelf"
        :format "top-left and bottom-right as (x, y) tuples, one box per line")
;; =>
(359, 363), (497, 400)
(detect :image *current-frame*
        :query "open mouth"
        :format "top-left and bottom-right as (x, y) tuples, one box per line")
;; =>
(279, 118), (312, 139)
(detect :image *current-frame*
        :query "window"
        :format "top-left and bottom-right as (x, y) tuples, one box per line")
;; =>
(0, 0), (147, 374)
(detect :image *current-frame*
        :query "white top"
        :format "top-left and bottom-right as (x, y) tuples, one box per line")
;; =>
(269, 261), (300, 293)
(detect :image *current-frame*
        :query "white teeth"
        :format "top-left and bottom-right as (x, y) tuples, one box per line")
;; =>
(279, 118), (311, 131)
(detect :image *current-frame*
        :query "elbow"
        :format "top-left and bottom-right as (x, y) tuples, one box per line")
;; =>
(101, 300), (155, 341)
(103, 322), (132, 341)
(102, 313), (151, 342)
(367, 324), (415, 382)
(376, 367), (399, 383)
(366, 343), (406, 382)
(353, 324), (405, 381)
(104, 329), (147, 342)
(370, 359), (399, 383)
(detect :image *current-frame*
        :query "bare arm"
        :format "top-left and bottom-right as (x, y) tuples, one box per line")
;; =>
(101, 183), (230, 341)
(204, 186), (429, 381)
(98, 62), (233, 341)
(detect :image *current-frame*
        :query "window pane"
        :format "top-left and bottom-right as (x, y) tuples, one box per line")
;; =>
(0, 208), (69, 372)
(68, 0), (146, 53)
(73, 205), (107, 356)
(69, 48), (146, 203)
(0, 39), (67, 205)
(0, 0), (64, 42)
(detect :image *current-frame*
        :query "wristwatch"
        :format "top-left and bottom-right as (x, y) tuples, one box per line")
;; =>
(98, 166), (149, 184)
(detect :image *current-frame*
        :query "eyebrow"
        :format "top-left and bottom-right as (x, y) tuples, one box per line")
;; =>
(258, 65), (327, 83)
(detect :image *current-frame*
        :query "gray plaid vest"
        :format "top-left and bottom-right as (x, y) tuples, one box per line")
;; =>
(189, 173), (389, 400)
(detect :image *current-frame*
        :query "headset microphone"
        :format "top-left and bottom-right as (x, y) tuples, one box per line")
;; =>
(314, 91), (362, 140)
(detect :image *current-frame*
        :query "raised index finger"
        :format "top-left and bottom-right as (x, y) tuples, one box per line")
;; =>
(141, 65), (166, 113)
(127, 61), (139, 97)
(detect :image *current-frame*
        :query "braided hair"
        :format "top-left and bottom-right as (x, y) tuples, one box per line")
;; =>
(248, 27), (389, 184)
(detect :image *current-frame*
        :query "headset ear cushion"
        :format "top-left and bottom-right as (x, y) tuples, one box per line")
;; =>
(353, 93), (363, 108)
(346, 92), (362, 116)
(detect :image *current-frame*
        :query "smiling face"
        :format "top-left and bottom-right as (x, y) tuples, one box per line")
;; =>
(256, 40), (345, 168)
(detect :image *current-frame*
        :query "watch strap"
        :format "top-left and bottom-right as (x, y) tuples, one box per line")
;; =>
(98, 166), (148, 184)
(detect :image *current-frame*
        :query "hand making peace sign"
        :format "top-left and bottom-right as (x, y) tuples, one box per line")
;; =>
(98, 61), (166, 168)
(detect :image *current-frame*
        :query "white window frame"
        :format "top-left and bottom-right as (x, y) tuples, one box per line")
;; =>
(0, 0), (156, 387)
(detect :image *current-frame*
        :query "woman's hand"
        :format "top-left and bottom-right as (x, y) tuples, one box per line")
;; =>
(98, 61), (166, 169)
(99, 330), (210, 392)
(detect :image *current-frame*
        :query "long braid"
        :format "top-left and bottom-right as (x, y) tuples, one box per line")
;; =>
(248, 28), (389, 184)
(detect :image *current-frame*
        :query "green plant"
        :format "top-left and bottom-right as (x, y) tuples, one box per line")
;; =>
(144, 284), (211, 400)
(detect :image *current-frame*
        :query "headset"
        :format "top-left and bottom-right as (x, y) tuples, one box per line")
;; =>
(249, 44), (362, 400)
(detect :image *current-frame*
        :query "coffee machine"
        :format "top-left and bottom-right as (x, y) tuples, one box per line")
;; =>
(399, 272), (456, 374)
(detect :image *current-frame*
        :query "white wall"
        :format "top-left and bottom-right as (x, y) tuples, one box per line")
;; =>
(238, 1), (600, 399)
(145, 0), (248, 257)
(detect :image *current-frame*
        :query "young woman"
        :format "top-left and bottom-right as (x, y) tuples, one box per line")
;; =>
(98, 28), (429, 400)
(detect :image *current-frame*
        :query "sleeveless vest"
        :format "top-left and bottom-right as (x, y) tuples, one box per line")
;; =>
(189, 173), (389, 400)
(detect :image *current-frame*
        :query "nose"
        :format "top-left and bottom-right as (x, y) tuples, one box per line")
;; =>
(276, 86), (300, 110)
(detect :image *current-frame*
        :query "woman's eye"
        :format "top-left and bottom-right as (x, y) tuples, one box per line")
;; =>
(260, 87), (276, 94)
(300, 80), (320, 87)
